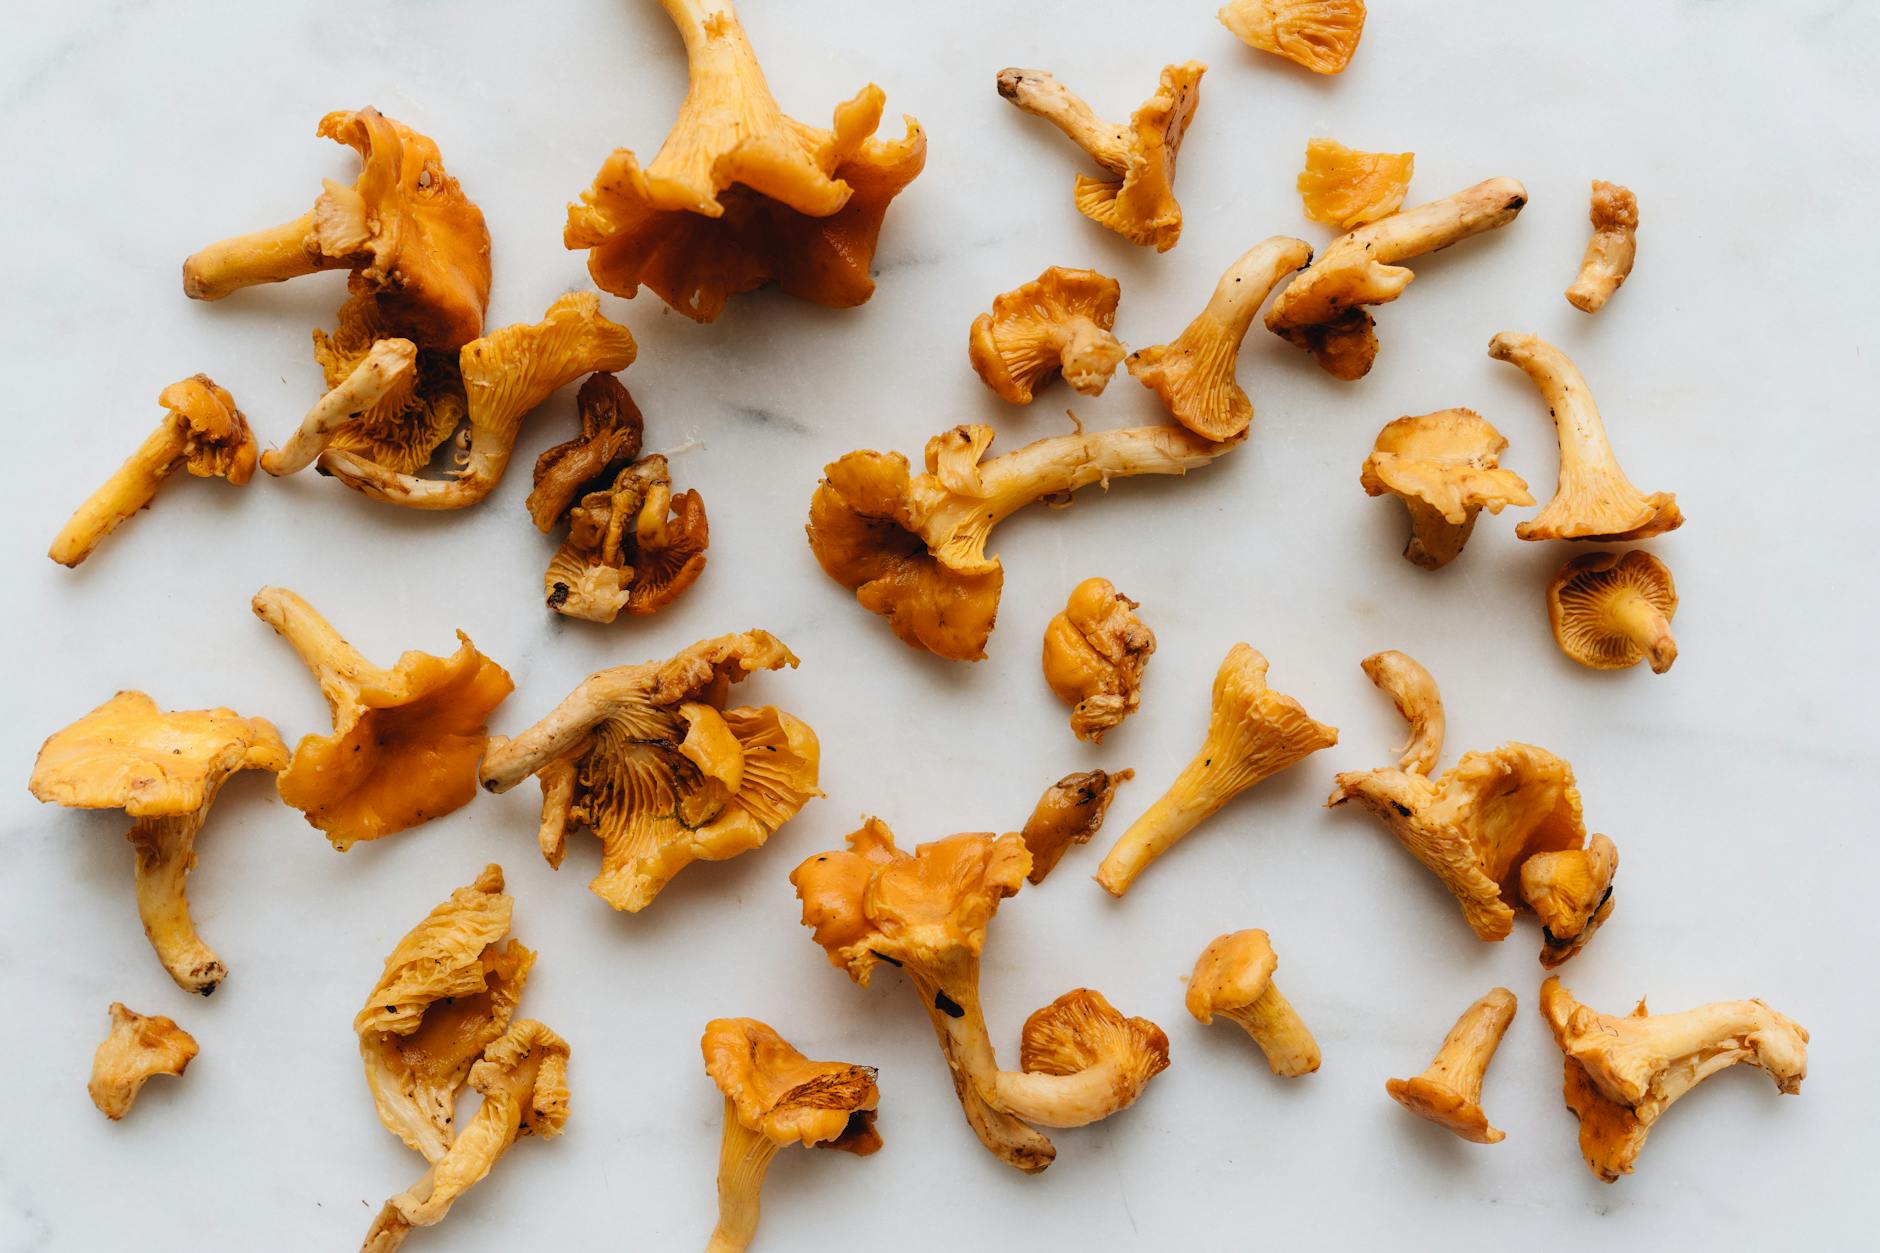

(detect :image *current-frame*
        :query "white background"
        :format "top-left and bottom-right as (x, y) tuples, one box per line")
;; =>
(2, 1), (1875, 1249)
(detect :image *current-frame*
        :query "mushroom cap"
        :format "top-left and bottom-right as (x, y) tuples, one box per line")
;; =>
(30, 691), (287, 819)
(459, 292), (639, 449)
(1547, 550), (1678, 670)
(88, 1002), (199, 1120)
(1185, 929), (1278, 1021)
(1020, 988), (1171, 1083)
(1220, 0), (1368, 75)
(527, 373), (646, 531)
(546, 455), (711, 623)
(1202, 645), (1341, 795)
(157, 375), (258, 483)
(702, 1018), (882, 1153)
(1072, 63), (1205, 251)
(791, 817), (906, 966)
(1384, 1075), (1502, 1143)
(968, 267), (1124, 404)
(1360, 409), (1534, 525)
(1298, 137), (1412, 229)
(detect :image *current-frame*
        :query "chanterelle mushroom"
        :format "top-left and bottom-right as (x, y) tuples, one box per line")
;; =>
(479, 631), (820, 912)
(996, 63), (1205, 251)
(253, 587), (512, 850)
(1267, 178), (1528, 380)
(1521, 835), (1619, 969)
(701, 1018), (882, 1253)
(808, 423), (1231, 662)
(1386, 987), (1517, 1143)
(565, 0), (925, 322)
(1186, 929), (1320, 1077)
(1020, 768), (1134, 885)
(1540, 977), (1808, 1182)
(1358, 649), (1445, 777)
(1547, 550), (1678, 674)
(29, 692), (287, 994)
(88, 1003), (198, 1120)
(1041, 577), (1155, 743)
(969, 267), (1125, 404)
(1127, 236), (1315, 442)
(989, 989), (1171, 1128)
(49, 375), (257, 568)
(183, 108), (490, 352)
(1096, 645), (1337, 896)
(1360, 410), (1534, 570)
(1489, 333), (1682, 542)
(1297, 137), (1412, 229)
(1566, 181), (1638, 314)
(1220, 0), (1367, 75)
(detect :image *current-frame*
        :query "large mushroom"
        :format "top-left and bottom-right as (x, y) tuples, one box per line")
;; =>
(969, 267), (1125, 404)
(1547, 550), (1679, 673)
(1360, 409), (1534, 570)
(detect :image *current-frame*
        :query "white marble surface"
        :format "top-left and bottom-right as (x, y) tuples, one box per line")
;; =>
(2, 1), (1876, 1248)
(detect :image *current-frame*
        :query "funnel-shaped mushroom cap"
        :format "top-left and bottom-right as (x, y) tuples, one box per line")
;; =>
(1548, 551), (1678, 673)
(1361, 409), (1534, 570)
(969, 267), (1125, 403)
(545, 453), (711, 623)
(1184, 929), (1278, 1021)
(527, 373), (646, 532)
(1020, 768), (1133, 885)
(1220, 0), (1367, 74)
(31, 692), (286, 818)
(1385, 986), (1516, 1144)
(1522, 834), (1619, 969)
(703, 1018), (883, 1153)
(1041, 578), (1154, 743)
(1298, 136), (1411, 228)
(88, 1003), (198, 1120)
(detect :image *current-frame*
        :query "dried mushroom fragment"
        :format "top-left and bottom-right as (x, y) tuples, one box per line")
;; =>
(526, 373), (646, 530)
(1020, 768), (1133, 884)
(1489, 333), (1682, 542)
(1186, 929), (1320, 1077)
(1096, 645), (1336, 896)
(1386, 987), (1517, 1143)
(1297, 137), (1412, 229)
(996, 64), (1204, 251)
(702, 1018), (881, 1253)
(49, 375), (257, 568)
(479, 631), (819, 912)
(989, 989), (1170, 1128)
(1127, 236), (1314, 442)
(1522, 835), (1619, 969)
(1360, 409), (1534, 570)
(29, 692), (287, 994)
(183, 108), (490, 351)
(253, 588), (512, 850)
(1220, 0), (1366, 75)
(1566, 181), (1638, 314)
(1267, 178), (1528, 380)
(968, 267), (1125, 404)
(565, 0), (924, 321)
(807, 423), (1230, 662)
(1547, 550), (1678, 673)
(88, 1003), (198, 1120)
(1041, 578), (1155, 743)
(1358, 649), (1445, 777)
(362, 1019), (570, 1251)
(1540, 977), (1808, 1182)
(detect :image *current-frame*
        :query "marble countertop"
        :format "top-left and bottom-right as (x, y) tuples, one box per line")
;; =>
(2, 1), (1874, 1248)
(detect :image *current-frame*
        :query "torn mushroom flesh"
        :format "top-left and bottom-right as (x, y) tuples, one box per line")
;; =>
(968, 267), (1125, 403)
(1359, 409), (1533, 570)
(1297, 136), (1412, 229)
(88, 1003), (199, 1120)
(1219, 0), (1367, 75)
(1521, 835), (1619, 969)
(1040, 577), (1155, 743)
(1020, 768), (1134, 884)
(1566, 181), (1638, 313)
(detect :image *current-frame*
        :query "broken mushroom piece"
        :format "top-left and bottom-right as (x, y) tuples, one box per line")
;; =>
(1566, 181), (1638, 314)
(989, 989), (1171, 1128)
(49, 375), (258, 568)
(1489, 333), (1682, 542)
(29, 692), (287, 994)
(1522, 835), (1619, 969)
(1360, 409), (1534, 570)
(1185, 929), (1320, 1077)
(1020, 768), (1134, 884)
(1041, 577), (1155, 743)
(1096, 645), (1337, 896)
(1126, 236), (1314, 442)
(526, 373), (646, 530)
(968, 267), (1125, 404)
(1297, 137), (1412, 229)
(1540, 977), (1808, 1182)
(1267, 178), (1528, 380)
(1385, 987), (1517, 1143)
(996, 63), (1204, 251)
(565, 0), (924, 321)
(702, 1018), (881, 1253)
(808, 423), (1230, 662)
(253, 587), (512, 850)
(1547, 550), (1678, 674)
(88, 1003), (198, 1120)
(479, 631), (819, 912)
(1358, 649), (1445, 777)
(1220, 0), (1367, 75)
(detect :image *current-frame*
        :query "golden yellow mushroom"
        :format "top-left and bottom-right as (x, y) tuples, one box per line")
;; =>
(1020, 768), (1134, 885)
(1360, 409), (1533, 570)
(1041, 577), (1155, 743)
(1386, 987), (1517, 1143)
(88, 1003), (198, 1120)
(988, 989), (1170, 1128)
(1521, 835), (1619, 969)
(1547, 550), (1678, 673)
(1297, 136), (1412, 229)
(1220, 0), (1367, 75)
(1186, 929), (1321, 1077)
(969, 267), (1125, 404)
(1566, 181), (1639, 314)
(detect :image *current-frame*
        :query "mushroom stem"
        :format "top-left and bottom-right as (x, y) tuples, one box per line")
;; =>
(1608, 588), (1678, 674)
(479, 676), (630, 794)
(989, 1056), (1150, 1129)
(1401, 497), (1477, 570)
(251, 586), (390, 704)
(1357, 177), (1527, 267)
(995, 69), (1128, 173)
(1221, 984), (1321, 1077)
(1488, 334), (1613, 493)
(262, 338), (418, 477)
(1359, 650), (1445, 776)
(1193, 237), (1315, 345)
(1386, 987), (1516, 1142)
(182, 209), (328, 300)
(1055, 319), (1126, 395)
(127, 810), (225, 995)
(1093, 765), (1223, 895)
(48, 418), (192, 567)
(705, 1099), (781, 1253)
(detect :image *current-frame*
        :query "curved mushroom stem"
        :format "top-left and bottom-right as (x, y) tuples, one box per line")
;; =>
(262, 338), (417, 477)
(1488, 334), (1613, 495)
(127, 810), (225, 995)
(478, 681), (625, 795)
(48, 417), (193, 567)
(988, 1056), (1149, 1128)
(1093, 763), (1226, 895)
(1608, 588), (1678, 674)
(1566, 182), (1638, 314)
(181, 210), (329, 300)
(1359, 649), (1445, 776)
(706, 1101), (782, 1253)
(1386, 987), (1516, 1142)
(251, 586), (389, 706)
(995, 69), (1128, 173)
(1186, 236), (1317, 349)
(1221, 984), (1321, 1077)
(1358, 177), (1528, 268)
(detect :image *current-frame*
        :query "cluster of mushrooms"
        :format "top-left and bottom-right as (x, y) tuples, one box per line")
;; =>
(36, 0), (1804, 1248)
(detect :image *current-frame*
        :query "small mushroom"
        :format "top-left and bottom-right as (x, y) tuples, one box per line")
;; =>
(1219, 0), (1367, 75)
(261, 338), (419, 478)
(1360, 409), (1534, 570)
(1297, 136), (1413, 229)
(968, 267), (1125, 403)
(49, 375), (257, 568)
(1566, 181), (1639, 314)
(1357, 649), (1445, 777)
(526, 373), (646, 531)
(1040, 577), (1155, 743)
(88, 1003), (198, 1120)
(1385, 987), (1517, 1143)
(253, 587), (513, 850)
(1020, 768), (1134, 885)
(1185, 929), (1320, 1077)
(1095, 645), (1337, 896)
(1521, 834), (1619, 969)
(29, 692), (287, 994)
(702, 1018), (881, 1253)
(1540, 977), (1809, 1182)
(1489, 332), (1682, 542)
(1267, 178), (1528, 380)
(1126, 236), (1315, 441)
(1547, 550), (1678, 673)
(996, 63), (1205, 252)
(989, 989), (1171, 1127)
